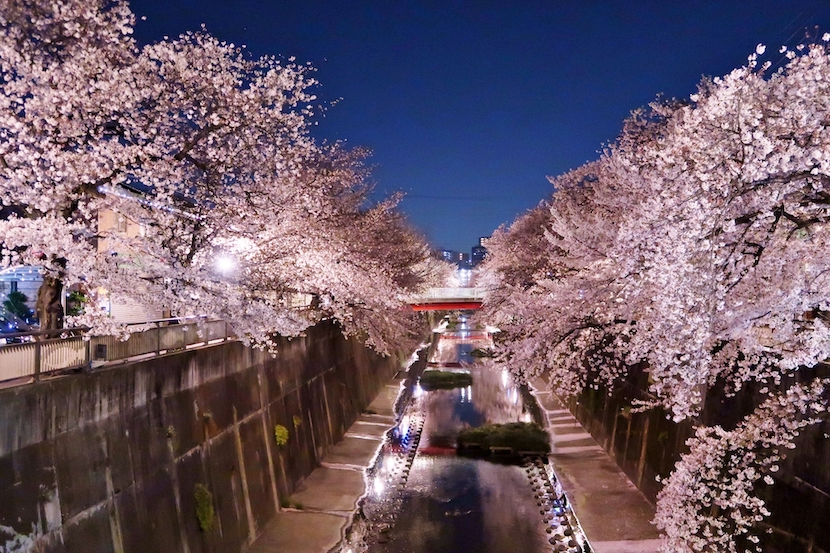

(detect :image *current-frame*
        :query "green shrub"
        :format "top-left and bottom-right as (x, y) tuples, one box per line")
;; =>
(274, 424), (289, 446)
(194, 484), (215, 532)
(2, 290), (32, 320)
(457, 422), (550, 454)
(66, 290), (87, 316)
(279, 497), (303, 510)
(419, 370), (473, 391)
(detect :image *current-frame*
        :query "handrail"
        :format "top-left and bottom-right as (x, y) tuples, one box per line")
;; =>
(412, 287), (486, 302)
(0, 317), (233, 385)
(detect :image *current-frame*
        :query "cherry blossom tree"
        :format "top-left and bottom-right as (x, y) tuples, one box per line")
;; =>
(0, 0), (441, 352)
(480, 40), (830, 550)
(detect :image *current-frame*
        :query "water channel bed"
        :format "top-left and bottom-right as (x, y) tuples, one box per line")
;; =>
(340, 328), (589, 553)
(373, 455), (548, 553)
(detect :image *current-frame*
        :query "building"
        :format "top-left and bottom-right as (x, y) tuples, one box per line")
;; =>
(471, 245), (487, 266)
(471, 236), (488, 267)
(438, 249), (457, 263)
(0, 202), (162, 328)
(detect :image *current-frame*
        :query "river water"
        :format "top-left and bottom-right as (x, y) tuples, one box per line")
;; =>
(340, 323), (585, 553)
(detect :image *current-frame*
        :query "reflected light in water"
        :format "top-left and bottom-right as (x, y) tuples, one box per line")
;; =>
(414, 384), (424, 398)
(413, 455), (434, 471)
(501, 370), (510, 389)
(373, 475), (386, 496)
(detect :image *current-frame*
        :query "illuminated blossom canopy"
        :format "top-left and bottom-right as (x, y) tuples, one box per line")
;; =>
(480, 40), (830, 552)
(0, 0), (451, 353)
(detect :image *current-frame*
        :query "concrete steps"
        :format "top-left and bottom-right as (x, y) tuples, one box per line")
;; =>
(530, 385), (662, 553)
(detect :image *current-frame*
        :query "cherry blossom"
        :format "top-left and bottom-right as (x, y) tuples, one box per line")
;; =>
(0, 0), (445, 353)
(479, 41), (830, 549)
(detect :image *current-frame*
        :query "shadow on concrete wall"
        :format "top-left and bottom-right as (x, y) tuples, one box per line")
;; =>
(0, 320), (400, 553)
(567, 365), (830, 553)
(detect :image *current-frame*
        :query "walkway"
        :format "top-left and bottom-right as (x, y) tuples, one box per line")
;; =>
(247, 376), (403, 553)
(246, 365), (662, 553)
(531, 382), (661, 553)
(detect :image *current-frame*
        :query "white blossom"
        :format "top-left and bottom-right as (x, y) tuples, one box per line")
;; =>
(0, 0), (448, 353)
(478, 42), (830, 550)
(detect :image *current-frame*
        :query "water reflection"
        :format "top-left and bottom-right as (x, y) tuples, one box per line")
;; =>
(342, 329), (560, 553)
(385, 458), (544, 553)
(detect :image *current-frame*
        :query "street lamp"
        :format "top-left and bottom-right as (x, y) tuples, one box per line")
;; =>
(215, 256), (236, 275)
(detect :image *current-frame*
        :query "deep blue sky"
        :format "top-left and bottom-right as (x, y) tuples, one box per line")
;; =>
(130, 1), (830, 252)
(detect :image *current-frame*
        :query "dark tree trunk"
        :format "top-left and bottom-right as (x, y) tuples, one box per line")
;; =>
(36, 275), (64, 330)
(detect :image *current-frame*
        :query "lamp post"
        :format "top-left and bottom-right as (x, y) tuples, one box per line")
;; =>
(215, 256), (236, 276)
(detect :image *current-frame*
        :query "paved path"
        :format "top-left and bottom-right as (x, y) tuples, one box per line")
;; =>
(248, 369), (662, 553)
(247, 376), (403, 553)
(531, 383), (662, 553)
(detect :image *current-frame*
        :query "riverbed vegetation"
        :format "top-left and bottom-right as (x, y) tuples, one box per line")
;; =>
(457, 422), (550, 455)
(419, 370), (473, 390)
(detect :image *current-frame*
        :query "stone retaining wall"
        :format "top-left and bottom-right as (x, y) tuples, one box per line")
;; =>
(567, 368), (830, 553)
(0, 320), (399, 553)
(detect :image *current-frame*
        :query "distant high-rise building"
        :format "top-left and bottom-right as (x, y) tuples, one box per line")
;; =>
(471, 245), (486, 266)
(471, 236), (489, 267)
(438, 249), (457, 263)
(458, 252), (471, 269)
(436, 244), (485, 269)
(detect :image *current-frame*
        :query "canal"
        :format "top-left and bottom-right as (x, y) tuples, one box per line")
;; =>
(340, 317), (588, 553)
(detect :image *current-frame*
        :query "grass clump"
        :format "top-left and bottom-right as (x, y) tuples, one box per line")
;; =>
(419, 370), (473, 391)
(457, 422), (550, 455)
(274, 424), (289, 446)
(194, 484), (215, 532)
(280, 497), (304, 510)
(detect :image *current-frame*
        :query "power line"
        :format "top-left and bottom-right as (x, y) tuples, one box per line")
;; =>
(401, 194), (524, 202)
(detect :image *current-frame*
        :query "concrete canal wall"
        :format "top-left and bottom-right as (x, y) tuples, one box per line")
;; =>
(0, 320), (400, 553)
(566, 367), (830, 553)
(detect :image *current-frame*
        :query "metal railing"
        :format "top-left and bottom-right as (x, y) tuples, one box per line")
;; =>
(414, 287), (486, 302)
(0, 318), (233, 384)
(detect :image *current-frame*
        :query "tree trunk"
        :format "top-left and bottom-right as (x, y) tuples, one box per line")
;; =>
(36, 275), (64, 330)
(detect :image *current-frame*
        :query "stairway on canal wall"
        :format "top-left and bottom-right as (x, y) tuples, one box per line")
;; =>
(565, 366), (830, 553)
(0, 320), (400, 553)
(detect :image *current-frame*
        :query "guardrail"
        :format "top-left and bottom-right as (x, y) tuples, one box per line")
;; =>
(0, 318), (232, 385)
(414, 287), (486, 302)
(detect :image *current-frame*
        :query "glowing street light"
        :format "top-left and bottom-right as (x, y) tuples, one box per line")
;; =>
(215, 255), (236, 275)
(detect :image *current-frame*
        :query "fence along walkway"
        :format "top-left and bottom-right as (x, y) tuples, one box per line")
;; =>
(407, 287), (486, 311)
(0, 318), (232, 384)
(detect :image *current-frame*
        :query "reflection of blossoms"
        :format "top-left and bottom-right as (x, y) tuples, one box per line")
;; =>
(471, 366), (526, 424)
(655, 379), (829, 553)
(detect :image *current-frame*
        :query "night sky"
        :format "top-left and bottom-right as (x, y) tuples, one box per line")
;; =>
(129, 0), (830, 252)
